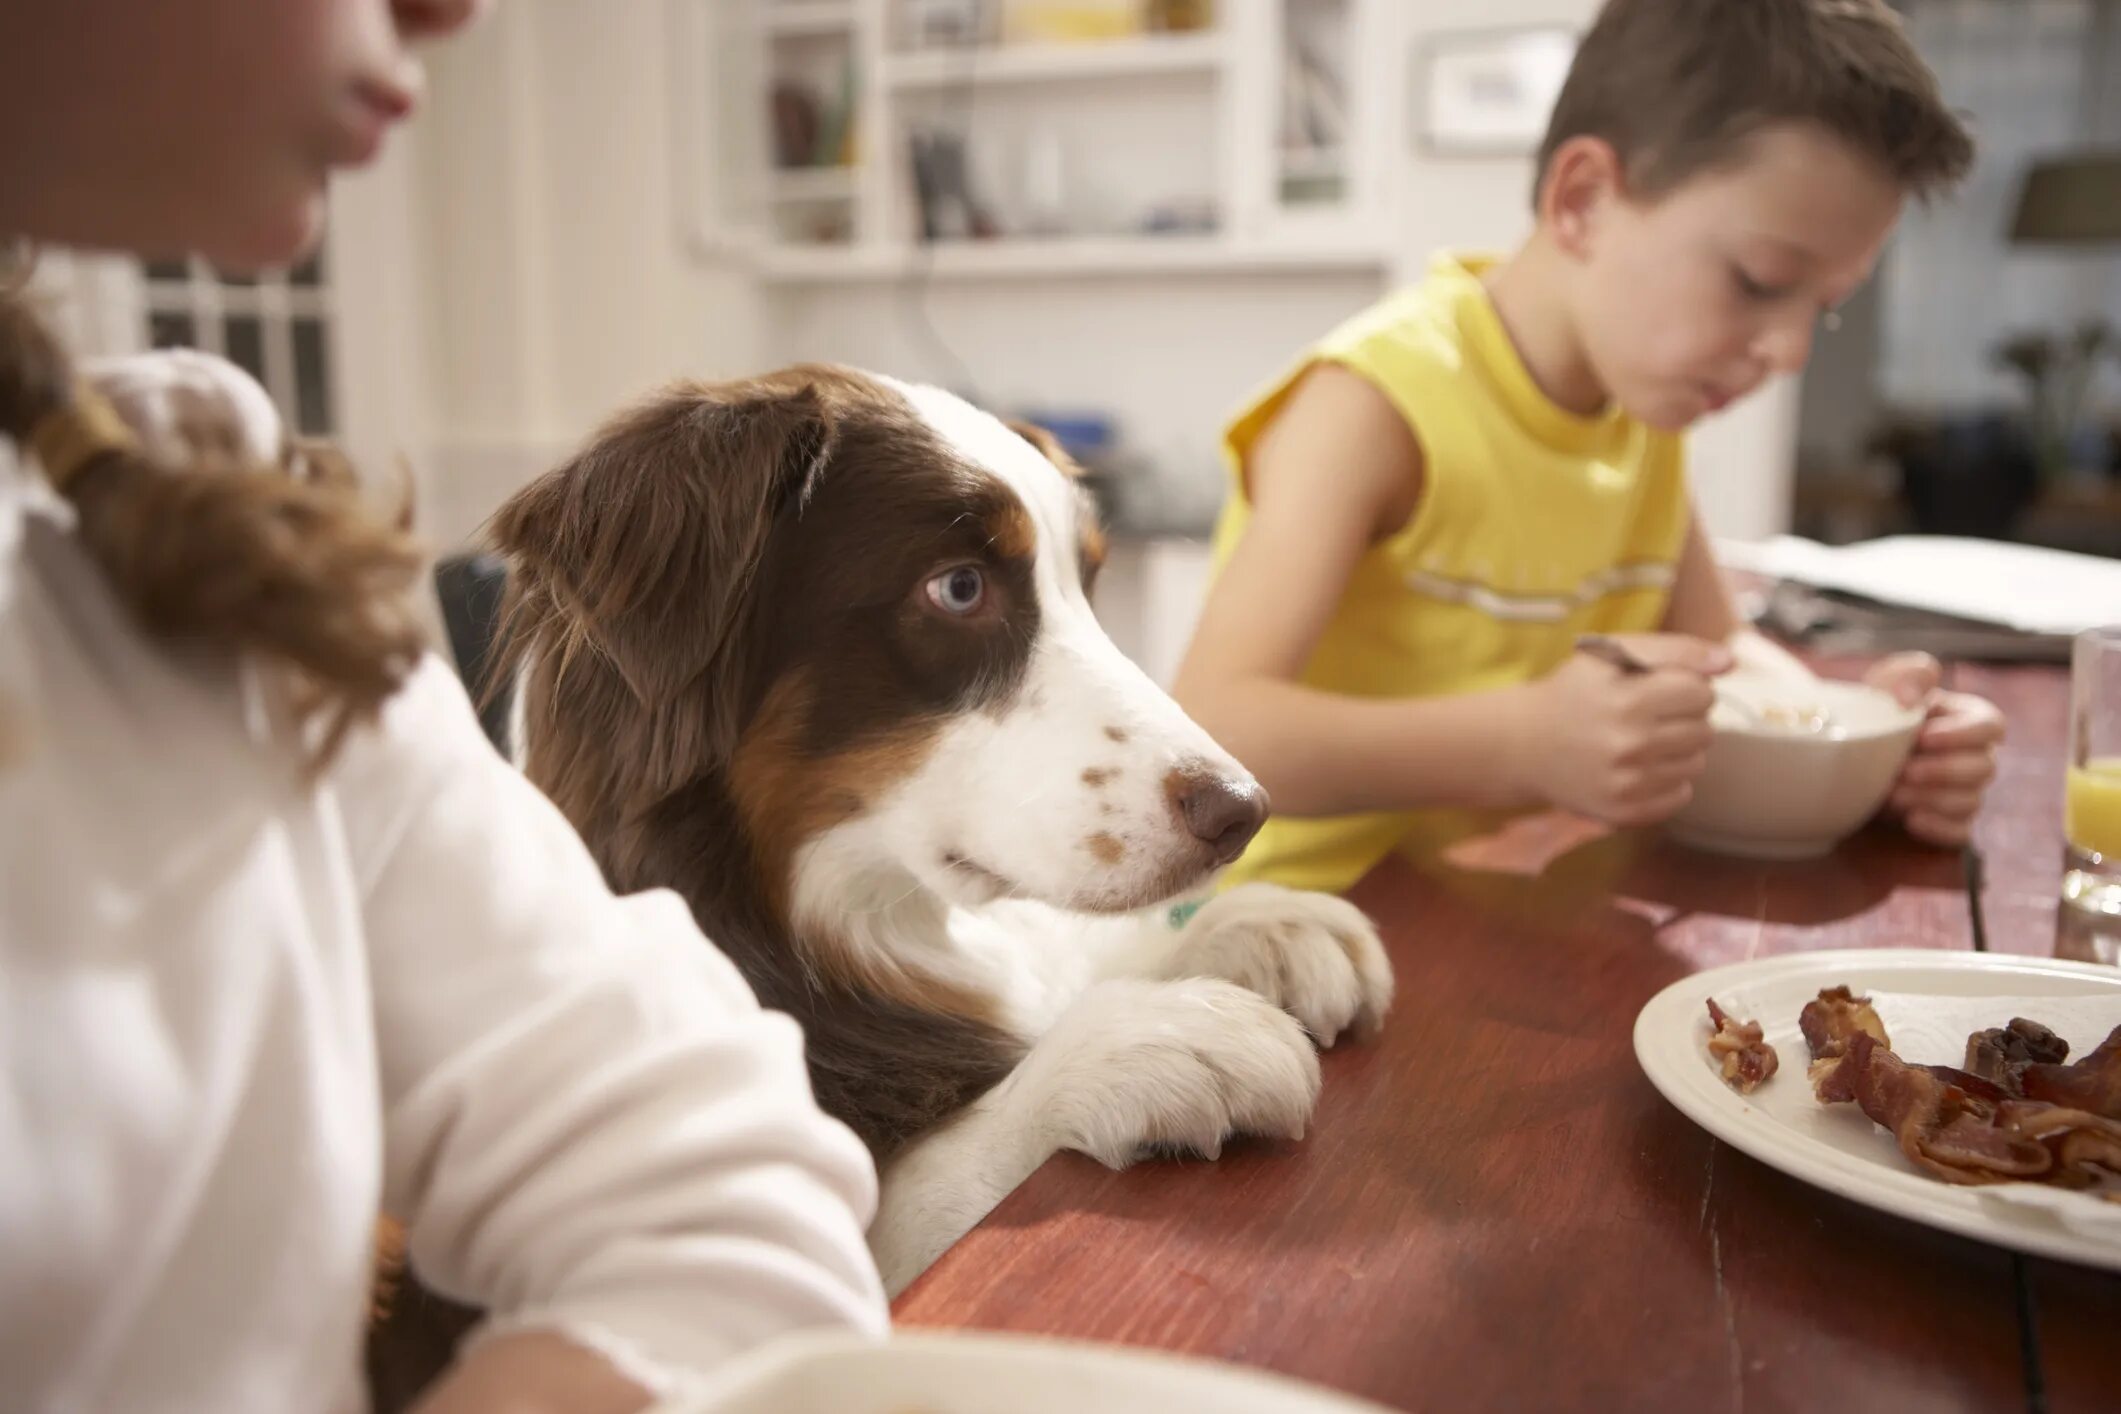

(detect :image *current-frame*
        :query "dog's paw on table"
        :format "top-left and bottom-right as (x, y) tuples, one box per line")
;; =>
(1009, 977), (1324, 1168)
(1161, 884), (1394, 1046)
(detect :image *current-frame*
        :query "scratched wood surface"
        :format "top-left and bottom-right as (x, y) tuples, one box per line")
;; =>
(896, 662), (2119, 1411)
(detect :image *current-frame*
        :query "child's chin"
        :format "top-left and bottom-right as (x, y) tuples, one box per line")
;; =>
(1623, 395), (1702, 435)
(200, 190), (326, 275)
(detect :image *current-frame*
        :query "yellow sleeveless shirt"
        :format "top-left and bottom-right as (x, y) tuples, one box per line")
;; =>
(1210, 253), (1691, 895)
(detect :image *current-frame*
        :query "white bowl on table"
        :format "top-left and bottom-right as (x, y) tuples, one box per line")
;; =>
(666, 1331), (1392, 1414)
(1665, 676), (1925, 861)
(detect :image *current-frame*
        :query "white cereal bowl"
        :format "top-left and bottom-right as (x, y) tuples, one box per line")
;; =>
(1665, 678), (1925, 861)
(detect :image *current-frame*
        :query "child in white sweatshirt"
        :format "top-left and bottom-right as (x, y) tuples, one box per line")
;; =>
(0, 4), (887, 1412)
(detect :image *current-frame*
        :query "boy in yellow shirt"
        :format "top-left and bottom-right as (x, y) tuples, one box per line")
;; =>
(1175, 0), (2007, 896)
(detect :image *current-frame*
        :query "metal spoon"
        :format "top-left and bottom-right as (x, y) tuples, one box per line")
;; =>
(1574, 634), (1765, 725)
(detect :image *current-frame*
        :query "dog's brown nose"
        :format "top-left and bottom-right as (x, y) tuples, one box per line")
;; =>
(1167, 767), (1269, 864)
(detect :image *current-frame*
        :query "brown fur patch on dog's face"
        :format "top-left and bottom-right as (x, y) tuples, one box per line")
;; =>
(984, 498), (1038, 561)
(727, 672), (1007, 1028)
(494, 365), (1039, 843)
(729, 672), (936, 914)
(493, 364), (1042, 986)
(737, 392), (1044, 766)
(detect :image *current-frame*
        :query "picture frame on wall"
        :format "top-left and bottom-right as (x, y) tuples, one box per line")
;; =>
(1415, 26), (1577, 157)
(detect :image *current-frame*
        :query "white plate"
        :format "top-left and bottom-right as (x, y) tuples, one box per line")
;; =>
(1634, 949), (2121, 1270)
(669, 1331), (1392, 1414)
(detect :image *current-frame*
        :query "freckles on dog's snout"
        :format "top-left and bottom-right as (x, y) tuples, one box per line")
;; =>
(1084, 831), (1125, 865)
(1163, 765), (1268, 865)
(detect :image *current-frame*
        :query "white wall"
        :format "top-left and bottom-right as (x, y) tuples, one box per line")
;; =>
(328, 131), (440, 501)
(406, 0), (771, 547)
(394, 0), (1799, 565)
(760, 271), (1383, 482)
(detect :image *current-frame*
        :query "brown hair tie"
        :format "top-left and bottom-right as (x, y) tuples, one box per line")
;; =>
(26, 386), (137, 491)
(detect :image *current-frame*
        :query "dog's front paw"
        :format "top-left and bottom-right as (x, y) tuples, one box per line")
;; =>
(1013, 978), (1321, 1168)
(1165, 883), (1393, 1045)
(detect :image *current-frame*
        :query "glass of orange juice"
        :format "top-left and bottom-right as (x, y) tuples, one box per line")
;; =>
(2063, 626), (2121, 955)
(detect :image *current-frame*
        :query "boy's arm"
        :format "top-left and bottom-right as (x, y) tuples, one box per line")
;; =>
(1174, 366), (1724, 825)
(1662, 510), (1740, 642)
(1661, 507), (1815, 680)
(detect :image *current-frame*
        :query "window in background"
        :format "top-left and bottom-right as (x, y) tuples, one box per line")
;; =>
(1883, 0), (2113, 412)
(1792, 0), (2121, 553)
(138, 243), (337, 438)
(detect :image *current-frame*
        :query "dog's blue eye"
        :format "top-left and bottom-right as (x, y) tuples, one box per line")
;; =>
(926, 566), (986, 615)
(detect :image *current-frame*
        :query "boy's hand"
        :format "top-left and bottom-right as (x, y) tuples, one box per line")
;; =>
(1516, 634), (1731, 827)
(1865, 652), (2006, 847)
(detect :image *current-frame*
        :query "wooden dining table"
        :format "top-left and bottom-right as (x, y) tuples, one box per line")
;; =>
(894, 660), (2120, 1412)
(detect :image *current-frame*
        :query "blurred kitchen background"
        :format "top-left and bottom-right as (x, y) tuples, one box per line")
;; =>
(29, 0), (2121, 684)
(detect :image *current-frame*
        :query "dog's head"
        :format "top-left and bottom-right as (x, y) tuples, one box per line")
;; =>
(493, 366), (1265, 921)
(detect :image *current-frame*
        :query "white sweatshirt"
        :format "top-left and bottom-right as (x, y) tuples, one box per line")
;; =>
(0, 441), (889, 1413)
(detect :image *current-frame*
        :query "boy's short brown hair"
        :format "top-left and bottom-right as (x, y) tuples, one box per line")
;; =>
(1535, 0), (1974, 205)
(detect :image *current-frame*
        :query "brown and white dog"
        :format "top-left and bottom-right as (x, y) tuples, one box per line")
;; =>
(490, 366), (1393, 1291)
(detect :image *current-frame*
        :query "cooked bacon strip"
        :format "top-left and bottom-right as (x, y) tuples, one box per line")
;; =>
(1998, 1100), (2121, 1189)
(2020, 1025), (2121, 1121)
(1811, 1007), (2121, 1194)
(1799, 985), (1889, 1061)
(1965, 1017), (2070, 1091)
(1913, 1063), (2013, 1108)
(1706, 998), (1779, 1094)
(2056, 1126), (2121, 1186)
(1920, 1113), (2055, 1182)
(1816, 1033), (2052, 1185)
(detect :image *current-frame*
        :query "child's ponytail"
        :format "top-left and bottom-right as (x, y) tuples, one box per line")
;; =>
(0, 287), (427, 764)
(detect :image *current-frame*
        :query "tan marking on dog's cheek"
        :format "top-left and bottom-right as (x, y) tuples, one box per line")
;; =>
(1105, 725), (1128, 743)
(1082, 766), (1117, 787)
(730, 674), (943, 918)
(729, 674), (1006, 1030)
(1085, 831), (1125, 865)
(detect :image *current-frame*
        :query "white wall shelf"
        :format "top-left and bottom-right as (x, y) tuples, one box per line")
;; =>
(882, 33), (1229, 89)
(756, 233), (1389, 282)
(1278, 145), (1345, 180)
(758, 0), (856, 37)
(768, 166), (860, 201)
(687, 0), (1389, 276)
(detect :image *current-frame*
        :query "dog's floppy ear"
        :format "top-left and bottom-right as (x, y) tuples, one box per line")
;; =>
(492, 379), (833, 730)
(1008, 418), (1108, 585)
(1005, 419), (1087, 478)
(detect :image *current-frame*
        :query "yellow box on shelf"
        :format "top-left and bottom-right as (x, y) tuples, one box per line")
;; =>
(1003, 1), (1144, 43)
